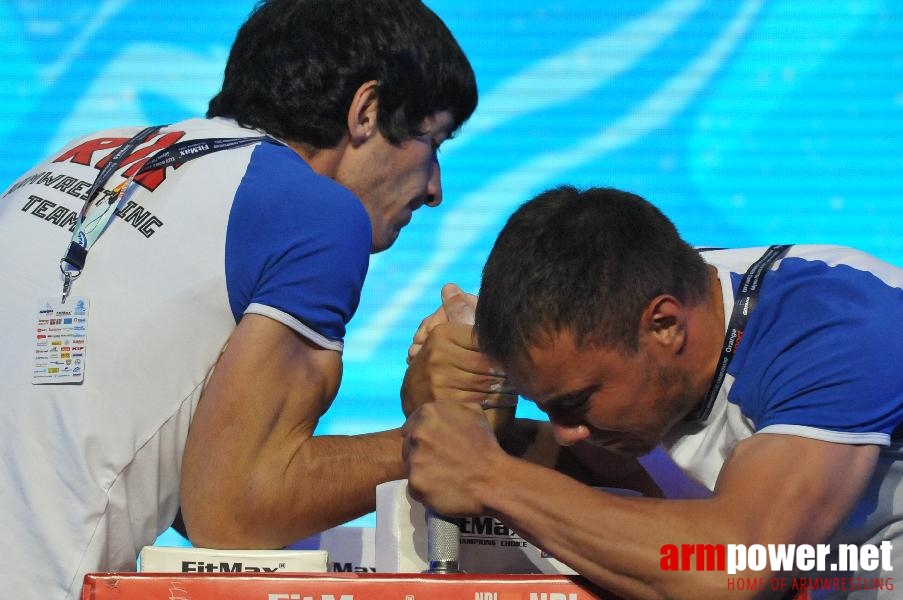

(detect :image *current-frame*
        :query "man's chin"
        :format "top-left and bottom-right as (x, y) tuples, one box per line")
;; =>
(370, 231), (397, 254)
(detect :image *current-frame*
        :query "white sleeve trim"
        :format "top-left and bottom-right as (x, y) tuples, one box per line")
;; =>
(244, 302), (343, 353)
(757, 424), (890, 446)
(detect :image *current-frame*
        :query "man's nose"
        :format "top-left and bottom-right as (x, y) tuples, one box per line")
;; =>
(550, 421), (591, 446)
(424, 155), (442, 207)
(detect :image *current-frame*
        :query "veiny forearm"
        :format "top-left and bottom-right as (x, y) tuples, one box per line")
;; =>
(482, 452), (828, 600)
(263, 429), (406, 541)
(475, 435), (878, 600)
(477, 453), (742, 600)
(189, 427), (405, 549)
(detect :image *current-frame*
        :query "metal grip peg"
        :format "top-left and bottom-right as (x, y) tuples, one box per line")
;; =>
(424, 509), (463, 573)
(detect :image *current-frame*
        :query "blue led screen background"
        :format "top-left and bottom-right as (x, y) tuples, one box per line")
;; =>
(2, 0), (901, 531)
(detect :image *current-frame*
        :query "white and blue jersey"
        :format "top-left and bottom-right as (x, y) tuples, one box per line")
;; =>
(658, 246), (903, 597)
(0, 117), (371, 599)
(223, 136), (370, 349)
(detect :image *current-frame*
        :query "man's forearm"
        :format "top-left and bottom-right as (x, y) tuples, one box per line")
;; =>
(278, 429), (407, 539)
(476, 453), (757, 600)
(188, 428), (406, 549)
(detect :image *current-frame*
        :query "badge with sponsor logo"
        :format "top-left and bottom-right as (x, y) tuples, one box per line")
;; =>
(32, 296), (89, 384)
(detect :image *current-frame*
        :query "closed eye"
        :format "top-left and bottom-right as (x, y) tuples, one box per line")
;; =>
(538, 385), (598, 424)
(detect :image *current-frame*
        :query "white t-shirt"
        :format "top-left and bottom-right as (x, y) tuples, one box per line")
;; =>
(0, 117), (371, 598)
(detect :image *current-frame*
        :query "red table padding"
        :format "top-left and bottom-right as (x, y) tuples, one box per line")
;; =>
(81, 572), (618, 600)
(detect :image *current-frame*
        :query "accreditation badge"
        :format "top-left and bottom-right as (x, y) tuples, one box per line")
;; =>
(32, 296), (89, 384)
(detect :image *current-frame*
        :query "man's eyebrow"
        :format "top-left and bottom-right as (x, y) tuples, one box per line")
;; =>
(544, 384), (600, 410)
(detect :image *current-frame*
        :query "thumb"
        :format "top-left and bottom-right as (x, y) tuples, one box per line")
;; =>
(441, 283), (476, 325)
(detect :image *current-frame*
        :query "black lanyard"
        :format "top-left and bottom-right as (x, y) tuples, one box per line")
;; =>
(688, 244), (793, 422)
(59, 126), (271, 301)
(61, 126), (163, 276)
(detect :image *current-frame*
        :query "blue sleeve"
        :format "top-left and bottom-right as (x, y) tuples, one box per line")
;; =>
(225, 142), (371, 349)
(728, 256), (903, 444)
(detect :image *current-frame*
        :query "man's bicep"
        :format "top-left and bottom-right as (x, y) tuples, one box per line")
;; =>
(180, 313), (342, 547)
(713, 433), (879, 544)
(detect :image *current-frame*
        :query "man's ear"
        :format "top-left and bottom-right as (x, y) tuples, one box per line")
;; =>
(640, 295), (687, 352)
(346, 80), (380, 146)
